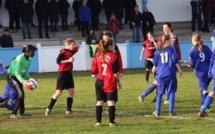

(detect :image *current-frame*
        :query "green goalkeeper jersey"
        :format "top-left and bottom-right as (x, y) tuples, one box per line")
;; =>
(8, 53), (31, 82)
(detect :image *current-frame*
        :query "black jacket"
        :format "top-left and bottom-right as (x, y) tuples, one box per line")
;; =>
(20, 2), (34, 23)
(49, 0), (59, 22)
(0, 34), (14, 47)
(130, 11), (142, 27)
(58, 0), (70, 14)
(191, 0), (202, 15)
(35, 0), (49, 18)
(113, 0), (124, 18)
(72, 0), (81, 18)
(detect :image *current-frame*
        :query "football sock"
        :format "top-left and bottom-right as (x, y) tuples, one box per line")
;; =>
(48, 98), (57, 110)
(141, 84), (157, 98)
(67, 97), (73, 111)
(145, 71), (150, 82)
(96, 106), (103, 123)
(156, 94), (162, 115)
(200, 96), (214, 113)
(108, 106), (116, 124)
(169, 92), (175, 113)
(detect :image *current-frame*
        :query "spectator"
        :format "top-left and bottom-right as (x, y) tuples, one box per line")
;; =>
(201, 0), (214, 33)
(20, 0), (34, 39)
(5, 0), (21, 33)
(35, 0), (50, 38)
(58, 0), (70, 31)
(72, 0), (81, 31)
(86, 28), (97, 45)
(0, 28), (14, 47)
(124, 0), (136, 24)
(191, 0), (202, 33)
(49, 0), (59, 33)
(113, 0), (124, 29)
(87, 0), (102, 30)
(210, 0), (215, 25)
(107, 13), (120, 43)
(0, 0), (2, 27)
(98, 28), (108, 42)
(142, 7), (155, 40)
(79, 0), (92, 37)
(30, 0), (36, 27)
(130, 5), (142, 43)
(103, 0), (113, 23)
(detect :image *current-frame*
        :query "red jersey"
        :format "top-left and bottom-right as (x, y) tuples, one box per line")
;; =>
(143, 40), (156, 59)
(57, 47), (78, 72)
(92, 52), (119, 92)
(158, 35), (181, 60)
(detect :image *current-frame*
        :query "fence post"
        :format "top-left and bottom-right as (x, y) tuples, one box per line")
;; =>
(82, 41), (87, 71)
(126, 40), (131, 68)
(211, 37), (215, 51)
(36, 43), (42, 73)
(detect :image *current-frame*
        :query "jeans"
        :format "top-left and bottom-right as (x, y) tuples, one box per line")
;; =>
(132, 27), (140, 43)
(22, 23), (31, 39)
(113, 33), (117, 43)
(50, 22), (58, 32)
(60, 13), (68, 31)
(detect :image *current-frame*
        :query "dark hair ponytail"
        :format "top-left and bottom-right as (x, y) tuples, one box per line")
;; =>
(98, 39), (114, 61)
(22, 44), (37, 53)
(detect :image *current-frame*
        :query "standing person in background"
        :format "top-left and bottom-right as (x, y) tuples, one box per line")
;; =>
(103, 0), (113, 23)
(113, 0), (124, 30)
(92, 39), (122, 127)
(58, 0), (70, 31)
(0, 28), (14, 47)
(210, 0), (215, 25)
(87, 0), (102, 30)
(35, 0), (50, 38)
(7, 44), (37, 119)
(0, 0), (2, 27)
(49, 0), (59, 35)
(72, 0), (81, 31)
(186, 33), (212, 108)
(86, 28), (97, 45)
(30, 0), (36, 27)
(20, 0), (34, 39)
(5, 0), (21, 33)
(45, 38), (79, 116)
(107, 14), (120, 43)
(139, 32), (156, 83)
(142, 7), (155, 40)
(201, 0), (213, 33)
(79, 0), (92, 37)
(130, 5), (142, 43)
(191, 0), (202, 33)
(124, 0), (136, 24)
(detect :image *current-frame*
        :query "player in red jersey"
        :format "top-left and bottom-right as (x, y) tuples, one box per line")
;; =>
(92, 39), (122, 127)
(140, 31), (156, 82)
(45, 38), (79, 115)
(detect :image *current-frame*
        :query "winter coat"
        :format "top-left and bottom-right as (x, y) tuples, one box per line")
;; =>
(35, 0), (49, 18)
(19, 2), (34, 23)
(107, 18), (120, 34)
(58, 0), (70, 14)
(49, 0), (59, 22)
(79, 5), (92, 22)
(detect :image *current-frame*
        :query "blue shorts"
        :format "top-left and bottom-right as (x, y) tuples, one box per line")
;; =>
(194, 71), (208, 91)
(157, 76), (176, 94)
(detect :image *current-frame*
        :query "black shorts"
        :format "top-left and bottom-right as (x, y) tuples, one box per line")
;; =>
(144, 59), (153, 69)
(56, 71), (74, 90)
(95, 79), (118, 102)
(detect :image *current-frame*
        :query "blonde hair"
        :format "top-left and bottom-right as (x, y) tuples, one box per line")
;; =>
(65, 38), (75, 46)
(157, 34), (170, 49)
(192, 33), (203, 52)
(98, 39), (114, 61)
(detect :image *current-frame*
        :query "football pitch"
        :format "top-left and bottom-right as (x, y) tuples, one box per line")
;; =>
(0, 68), (215, 134)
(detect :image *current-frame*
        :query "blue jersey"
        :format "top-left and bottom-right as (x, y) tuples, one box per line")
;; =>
(1, 83), (17, 105)
(189, 45), (212, 72)
(209, 51), (215, 78)
(153, 46), (179, 83)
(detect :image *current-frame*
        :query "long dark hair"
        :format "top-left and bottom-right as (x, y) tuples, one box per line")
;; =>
(98, 39), (114, 61)
(22, 44), (37, 53)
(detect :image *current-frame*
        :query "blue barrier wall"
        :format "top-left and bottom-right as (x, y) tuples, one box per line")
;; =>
(0, 47), (39, 74)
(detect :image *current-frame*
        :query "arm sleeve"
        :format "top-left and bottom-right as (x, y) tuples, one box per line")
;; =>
(115, 45), (123, 73)
(14, 58), (26, 82)
(56, 53), (65, 64)
(91, 57), (98, 75)
(71, 47), (79, 55)
(112, 58), (119, 74)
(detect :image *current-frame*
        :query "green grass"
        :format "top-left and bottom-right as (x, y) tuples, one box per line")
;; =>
(0, 67), (215, 134)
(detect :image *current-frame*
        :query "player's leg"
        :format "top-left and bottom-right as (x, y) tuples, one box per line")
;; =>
(95, 79), (104, 126)
(199, 92), (215, 117)
(155, 93), (162, 116)
(144, 60), (150, 82)
(107, 89), (118, 127)
(66, 73), (75, 114)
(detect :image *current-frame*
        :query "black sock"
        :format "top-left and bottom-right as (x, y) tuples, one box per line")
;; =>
(96, 106), (103, 123)
(145, 71), (150, 81)
(108, 106), (116, 124)
(67, 97), (73, 111)
(48, 98), (57, 110)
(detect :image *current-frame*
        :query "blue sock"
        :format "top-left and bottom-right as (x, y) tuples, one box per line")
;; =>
(200, 96), (214, 113)
(156, 94), (162, 115)
(141, 84), (157, 98)
(203, 92), (208, 102)
(169, 92), (175, 113)
(6, 104), (14, 110)
(200, 91), (204, 105)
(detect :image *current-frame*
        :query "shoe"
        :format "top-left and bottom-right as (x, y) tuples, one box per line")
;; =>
(46, 36), (51, 39)
(20, 113), (32, 117)
(9, 30), (13, 33)
(28, 37), (32, 39)
(164, 100), (169, 105)
(169, 112), (177, 116)
(138, 96), (144, 103)
(45, 108), (51, 115)
(109, 122), (119, 127)
(95, 122), (102, 126)
(198, 112), (208, 117)
(152, 111), (160, 117)
(0, 101), (7, 108)
(17, 29), (21, 33)
(151, 96), (157, 103)
(10, 114), (17, 119)
(66, 110), (72, 114)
